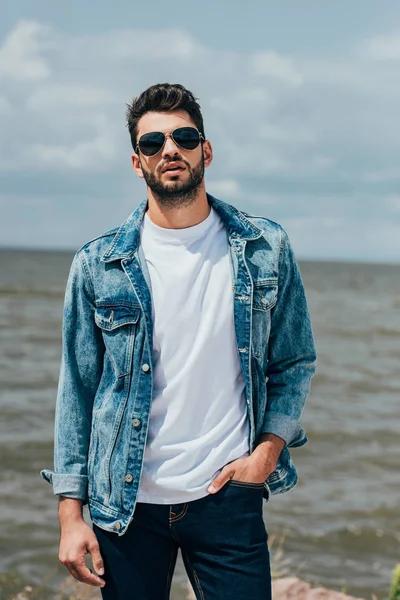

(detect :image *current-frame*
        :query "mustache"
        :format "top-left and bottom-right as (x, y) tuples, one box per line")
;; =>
(158, 158), (190, 173)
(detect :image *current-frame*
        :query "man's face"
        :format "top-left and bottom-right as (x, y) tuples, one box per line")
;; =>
(132, 109), (212, 206)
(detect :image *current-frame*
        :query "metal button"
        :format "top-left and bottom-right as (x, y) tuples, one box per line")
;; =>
(124, 474), (133, 483)
(141, 363), (150, 373)
(132, 418), (140, 427)
(115, 522), (121, 530)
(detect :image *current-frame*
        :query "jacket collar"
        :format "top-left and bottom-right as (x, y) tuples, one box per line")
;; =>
(101, 193), (263, 263)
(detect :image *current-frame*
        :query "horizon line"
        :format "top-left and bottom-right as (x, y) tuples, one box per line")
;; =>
(0, 245), (399, 268)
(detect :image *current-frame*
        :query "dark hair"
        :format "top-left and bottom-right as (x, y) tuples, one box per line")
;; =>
(126, 83), (205, 151)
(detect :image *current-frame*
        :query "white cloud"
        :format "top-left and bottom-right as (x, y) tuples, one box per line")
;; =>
(31, 134), (115, 171)
(251, 51), (302, 86)
(106, 28), (204, 61)
(210, 88), (274, 114)
(0, 19), (399, 260)
(2, 18), (398, 180)
(385, 195), (400, 212)
(362, 31), (400, 61)
(258, 123), (318, 144)
(0, 20), (52, 82)
(26, 84), (118, 111)
(302, 61), (373, 89)
(285, 216), (339, 230)
(361, 168), (400, 183)
(0, 96), (11, 114)
(208, 179), (241, 199)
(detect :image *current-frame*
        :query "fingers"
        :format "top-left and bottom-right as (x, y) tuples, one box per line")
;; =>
(70, 559), (106, 587)
(60, 555), (105, 587)
(58, 522), (106, 588)
(88, 541), (105, 576)
(207, 470), (234, 494)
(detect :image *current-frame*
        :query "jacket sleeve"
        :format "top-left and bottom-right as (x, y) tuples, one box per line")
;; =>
(40, 250), (104, 504)
(261, 226), (317, 446)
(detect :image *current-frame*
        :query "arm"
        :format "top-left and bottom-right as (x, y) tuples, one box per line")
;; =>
(249, 432), (286, 478)
(260, 226), (317, 446)
(40, 250), (104, 504)
(58, 496), (84, 522)
(210, 229), (316, 490)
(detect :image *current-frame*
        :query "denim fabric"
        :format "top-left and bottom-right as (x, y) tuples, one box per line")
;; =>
(40, 193), (317, 535)
(93, 479), (271, 600)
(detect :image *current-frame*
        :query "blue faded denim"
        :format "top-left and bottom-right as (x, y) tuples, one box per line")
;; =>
(40, 193), (317, 535)
(93, 479), (271, 600)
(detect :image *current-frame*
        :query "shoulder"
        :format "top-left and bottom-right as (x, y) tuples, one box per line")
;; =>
(65, 226), (121, 286)
(74, 225), (119, 263)
(64, 227), (119, 289)
(239, 209), (286, 246)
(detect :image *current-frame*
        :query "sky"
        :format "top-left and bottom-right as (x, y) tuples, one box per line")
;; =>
(1, 1), (400, 262)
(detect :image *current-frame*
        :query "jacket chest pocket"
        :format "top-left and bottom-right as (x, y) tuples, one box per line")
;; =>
(251, 279), (278, 358)
(94, 304), (141, 378)
(252, 279), (278, 312)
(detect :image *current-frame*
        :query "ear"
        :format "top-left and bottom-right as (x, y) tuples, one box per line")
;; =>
(202, 140), (213, 169)
(131, 153), (145, 179)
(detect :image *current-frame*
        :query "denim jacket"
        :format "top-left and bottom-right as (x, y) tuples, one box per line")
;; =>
(40, 193), (317, 535)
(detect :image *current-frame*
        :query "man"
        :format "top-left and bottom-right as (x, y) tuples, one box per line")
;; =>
(40, 82), (317, 599)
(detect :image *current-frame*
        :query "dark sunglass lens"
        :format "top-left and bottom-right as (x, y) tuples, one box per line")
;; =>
(173, 127), (201, 150)
(138, 132), (165, 156)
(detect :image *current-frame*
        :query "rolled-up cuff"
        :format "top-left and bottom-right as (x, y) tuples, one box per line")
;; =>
(40, 469), (88, 504)
(261, 411), (300, 445)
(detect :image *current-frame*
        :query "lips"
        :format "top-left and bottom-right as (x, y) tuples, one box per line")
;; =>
(162, 163), (185, 173)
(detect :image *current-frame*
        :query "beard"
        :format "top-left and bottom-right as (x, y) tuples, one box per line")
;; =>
(140, 152), (205, 208)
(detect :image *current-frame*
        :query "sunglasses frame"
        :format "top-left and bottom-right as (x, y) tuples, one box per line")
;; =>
(136, 127), (205, 157)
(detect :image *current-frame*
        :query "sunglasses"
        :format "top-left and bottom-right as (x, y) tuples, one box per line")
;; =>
(136, 126), (204, 157)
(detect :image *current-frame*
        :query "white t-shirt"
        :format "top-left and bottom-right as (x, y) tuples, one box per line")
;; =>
(136, 203), (250, 504)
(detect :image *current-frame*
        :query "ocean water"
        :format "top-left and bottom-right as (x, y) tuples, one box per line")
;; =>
(0, 249), (399, 599)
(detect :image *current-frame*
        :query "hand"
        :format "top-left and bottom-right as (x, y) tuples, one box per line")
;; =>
(58, 519), (106, 588)
(207, 454), (273, 494)
(207, 433), (285, 494)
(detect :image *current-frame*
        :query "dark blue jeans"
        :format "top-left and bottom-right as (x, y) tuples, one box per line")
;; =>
(92, 479), (271, 599)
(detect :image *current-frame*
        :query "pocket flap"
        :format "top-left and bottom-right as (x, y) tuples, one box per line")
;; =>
(94, 305), (140, 331)
(253, 279), (278, 311)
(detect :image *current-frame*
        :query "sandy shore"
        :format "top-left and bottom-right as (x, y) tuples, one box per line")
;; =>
(12, 576), (367, 599)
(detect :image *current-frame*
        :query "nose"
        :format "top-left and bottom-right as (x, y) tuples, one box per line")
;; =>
(161, 133), (181, 158)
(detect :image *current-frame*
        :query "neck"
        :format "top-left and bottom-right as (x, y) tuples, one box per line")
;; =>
(146, 184), (210, 229)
